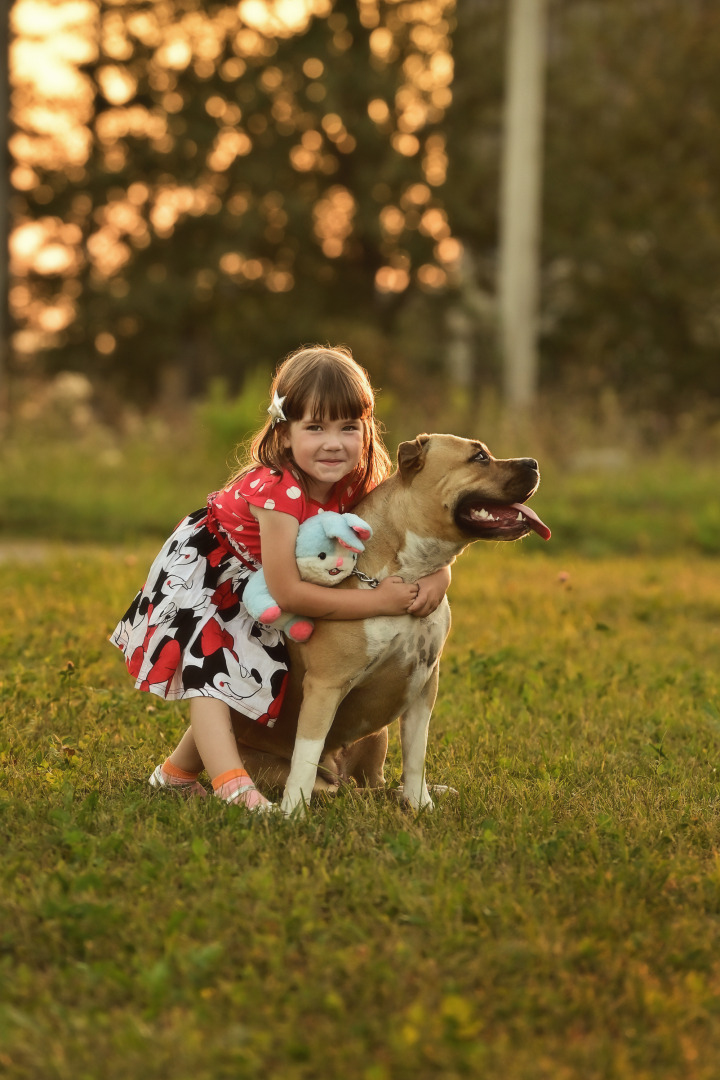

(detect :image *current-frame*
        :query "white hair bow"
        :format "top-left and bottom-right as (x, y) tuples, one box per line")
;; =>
(267, 391), (287, 428)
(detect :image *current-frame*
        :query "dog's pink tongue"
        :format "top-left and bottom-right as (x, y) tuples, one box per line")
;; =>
(512, 503), (551, 540)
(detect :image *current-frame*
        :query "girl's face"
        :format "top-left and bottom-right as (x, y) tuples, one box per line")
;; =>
(283, 413), (365, 501)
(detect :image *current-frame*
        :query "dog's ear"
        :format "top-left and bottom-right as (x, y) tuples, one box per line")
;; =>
(397, 434), (431, 481)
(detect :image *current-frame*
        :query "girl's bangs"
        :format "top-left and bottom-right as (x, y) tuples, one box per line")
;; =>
(294, 364), (372, 421)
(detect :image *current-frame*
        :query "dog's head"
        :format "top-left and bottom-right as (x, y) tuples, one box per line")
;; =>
(397, 433), (551, 543)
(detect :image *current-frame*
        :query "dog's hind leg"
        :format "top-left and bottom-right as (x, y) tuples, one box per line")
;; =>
(234, 745), (340, 797)
(398, 666), (440, 811)
(338, 728), (389, 789)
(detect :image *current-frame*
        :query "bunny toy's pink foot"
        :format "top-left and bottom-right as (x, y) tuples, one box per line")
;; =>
(259, 605), (282, 624)
(288, 620), (313, 642)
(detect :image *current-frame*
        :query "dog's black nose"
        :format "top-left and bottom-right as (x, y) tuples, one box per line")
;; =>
(522, 458), (539, 472)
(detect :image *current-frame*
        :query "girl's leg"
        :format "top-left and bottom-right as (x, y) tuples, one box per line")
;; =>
(151, 707), (272, 809)
(149, 723), (208, 798)
(166, 725), (204, 774)
(189, 697), (243, 778)
(190, 697), (272, 810)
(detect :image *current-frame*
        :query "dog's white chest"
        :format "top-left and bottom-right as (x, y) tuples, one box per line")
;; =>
(361, 601), (450, 687)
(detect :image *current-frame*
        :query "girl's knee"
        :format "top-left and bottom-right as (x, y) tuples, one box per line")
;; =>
(189, 697), (231, 725)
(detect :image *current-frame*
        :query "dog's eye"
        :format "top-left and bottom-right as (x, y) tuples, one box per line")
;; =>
(318, 552), (327, 560)
(472, 447), (489, 462)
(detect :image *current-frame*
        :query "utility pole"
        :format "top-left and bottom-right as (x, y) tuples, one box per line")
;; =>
(498, 0), (548, 410)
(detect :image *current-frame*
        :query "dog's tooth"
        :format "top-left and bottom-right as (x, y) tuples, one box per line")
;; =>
(516, 512), (524, 521)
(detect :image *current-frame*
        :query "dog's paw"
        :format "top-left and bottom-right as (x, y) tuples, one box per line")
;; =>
(428, 784), (459, 796)
(392, 782), (458, 810)
(391, 784), (436, 812)
(280, 789), (310, 817)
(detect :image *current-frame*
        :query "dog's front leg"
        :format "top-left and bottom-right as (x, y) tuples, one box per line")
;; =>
(281, 676), (346, 816)
(399, 666), (440, 811)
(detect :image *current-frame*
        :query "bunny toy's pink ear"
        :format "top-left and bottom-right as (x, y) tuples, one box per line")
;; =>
(352, 526), (371, 541)
(337, 538), (362, 553)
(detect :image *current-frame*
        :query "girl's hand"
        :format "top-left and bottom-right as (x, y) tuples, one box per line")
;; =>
(407, 564), (452, 618)
(373, 575), (420, 615)
(254, 506), (419, 621)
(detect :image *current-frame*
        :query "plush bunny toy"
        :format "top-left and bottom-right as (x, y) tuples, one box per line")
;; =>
(243, 511), (373, 642)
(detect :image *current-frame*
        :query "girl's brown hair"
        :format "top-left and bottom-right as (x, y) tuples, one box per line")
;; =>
(230, 345), (391, 507)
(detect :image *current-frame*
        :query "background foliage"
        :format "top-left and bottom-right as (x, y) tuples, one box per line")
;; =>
(8, 0), (720, 416)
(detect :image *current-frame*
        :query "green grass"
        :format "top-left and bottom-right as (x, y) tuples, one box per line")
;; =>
(2, 539), (720, 1078)
(2, 422), (720, 556)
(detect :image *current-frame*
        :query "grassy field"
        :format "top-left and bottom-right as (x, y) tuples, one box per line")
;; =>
(2, 521), (720, 1077)
(2, 410), (720, 557)
(2, 415), (720, 1077)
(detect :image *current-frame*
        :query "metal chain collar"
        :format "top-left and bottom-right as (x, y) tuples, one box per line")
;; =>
(351, 568), (380, 589)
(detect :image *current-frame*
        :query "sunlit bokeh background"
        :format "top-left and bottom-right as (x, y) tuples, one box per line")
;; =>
(8, 0), (462, 412)
(5, 0), (720, 440)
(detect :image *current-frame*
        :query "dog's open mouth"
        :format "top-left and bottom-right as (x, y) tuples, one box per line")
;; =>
(456, 498), (551, 541)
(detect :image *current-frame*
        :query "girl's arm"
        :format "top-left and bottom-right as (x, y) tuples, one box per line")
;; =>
(407, 564), (452, 618)
(253, 507), (419, 619)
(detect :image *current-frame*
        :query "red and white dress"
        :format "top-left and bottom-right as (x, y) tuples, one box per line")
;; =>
(110, 467), (352, 726)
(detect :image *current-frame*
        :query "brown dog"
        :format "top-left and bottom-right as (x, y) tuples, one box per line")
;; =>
(229, 433), (550, 814)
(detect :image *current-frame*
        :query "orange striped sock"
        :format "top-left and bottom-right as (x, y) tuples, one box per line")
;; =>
(163, 760), (201, 781)
(212, 768), (252, 791)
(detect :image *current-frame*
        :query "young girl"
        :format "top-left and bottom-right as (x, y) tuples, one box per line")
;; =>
(111, 345), (450, 810)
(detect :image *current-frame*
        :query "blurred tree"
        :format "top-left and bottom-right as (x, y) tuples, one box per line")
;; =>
(441, 0), (504, 397)
(542, 0), (720, 410)
(446, 0), (720, 413)
(10, 0), (460, 406)
(9, 0), (720, 415)
(0, 4), (10, 414)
